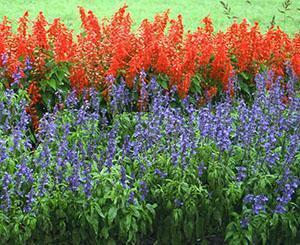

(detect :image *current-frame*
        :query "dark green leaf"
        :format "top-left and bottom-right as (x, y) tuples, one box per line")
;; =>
(107, 207), (118, 224)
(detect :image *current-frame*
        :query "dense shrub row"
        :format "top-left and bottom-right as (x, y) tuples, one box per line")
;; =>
(0, 70), (299, 244)
(0, 6), (300, 127)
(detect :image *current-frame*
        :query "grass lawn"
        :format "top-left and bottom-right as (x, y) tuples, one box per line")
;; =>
(1, 0), (300, 34)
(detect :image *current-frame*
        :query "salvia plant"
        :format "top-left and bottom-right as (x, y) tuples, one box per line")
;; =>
(0, 68), (299, 244)
(0, 6), (300, 123)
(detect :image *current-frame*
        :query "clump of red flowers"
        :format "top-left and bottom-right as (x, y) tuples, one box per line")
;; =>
(0, 5), (299, 112)
(291, 53), (300, 77)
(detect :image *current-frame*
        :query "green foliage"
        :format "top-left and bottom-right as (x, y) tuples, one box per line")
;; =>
(39, 60), (71, 113)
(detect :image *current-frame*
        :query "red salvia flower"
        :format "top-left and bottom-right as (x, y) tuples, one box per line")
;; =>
(32, 12), (49, 50)
(0, 6), (298, 117)
(291, 53), (300, 77)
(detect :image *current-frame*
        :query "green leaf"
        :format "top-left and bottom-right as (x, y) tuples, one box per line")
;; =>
(107, 239), (116, 245)
(245, 232), (253, 243)
(173, 209), (182, 224)
(160, 79), (168, 90)
(45, 69), (56, 79)
(125, 215), (132, 232)
(28, 217), (37, 230)
(190, 76), (202, 94)
(13, 223), (19, 234)
(94, 203), (105, 218)
(56, 69), (65, 83)
(48, 79), (57, 90)
(183, 219), (194, 238)
(271, 213), (279, 227)
(225, 231), (234, 241)
(101, 226), (109, 239)
(107, 207), (118, 224)
(146, 203), (157, 216)
(289, 220), (297, 237)
(239, 80), (250, 93)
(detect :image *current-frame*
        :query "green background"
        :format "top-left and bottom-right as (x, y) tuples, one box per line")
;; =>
(1, 0), (300, 34)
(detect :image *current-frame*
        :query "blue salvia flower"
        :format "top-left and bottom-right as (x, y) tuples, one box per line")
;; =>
(139, 181), (148, 201)
(1, 52), (8, 65)
(88, 88), (101, 122)
(274, 203), (286, 214)
(198, 162), (207, 177)
(131, 116), (146, 158)
(24, 187), (35, 213)
(285, 134), (300, 164)
(171, 148), (180, 166)
(16, 160), (34, 185)
(174, 199), (184, 207)
(178, 132), (190, 168)
(0, 139), (8, 163)
(265, 152), (280, 166)
(253, 195), (268, 214)
(56, 156), (66, 184)
(240, 217), (250, 229)
(236, 100), (256, 146)
(37, 113), (57, 142)
(148, 76), (160, 97)
(154, 169), (167, 178)
(121, 135), (131, 157)
(65, 90), (79, 108)
(164, 107), (180, 145)
(77, 139), (86, 158)
(275, 168), (300, 214)
(236, 166), (247, 182)
(139, 69), (147, 80)
(40, 143), (51, 168)
(255, 72), (267, 94)
(38, 173), (48, 197)
(243, 194), (268, 215)
(243, 194), (254, 204)
(76, 103), (89, 125)
(288, 98), (300, 129)
(128, 172), (136, 188)
(120, 166), (127, 188)
(20, 101), (31, 124)
(198, 106), (214, 139)
(0, 101), (5, 122)
(228, 74), (238, 96)
(89, 87), (100, 111)
(110, 78), (130, 114)
(68, 160), (81, 192)
(87, 139), (97, 158)
(100, 108), (108, 129)
(106, 74), (115, 85)
(149, 82), (166, 115)
(143, 111), (163, 150)
(4, 89), (15, 106)
(285, 65), (298, 102)
(83, 161), (92, 198)
(11, 128), (23, 152)
(24, 57), (32, 72)
(0, 172), (12, 211)
(10, 102), (31, 151)
(104, 123), (119, 169)
(54, 125), (70, 182)
(139, 81), (149, 112)
(128, 191), (135, 204)
(139, 163), (146, 176)
(213, 101), (233, 152)
(11, 67), (22, 86)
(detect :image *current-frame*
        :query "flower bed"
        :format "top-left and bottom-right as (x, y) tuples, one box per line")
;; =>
(0, 69), (299, 243)
(0, 6), (300, 120)
(1, 5), (300, 244)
